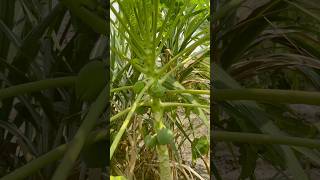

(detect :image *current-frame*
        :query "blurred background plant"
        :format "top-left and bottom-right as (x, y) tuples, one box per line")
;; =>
(213, 0), (320, 179)
(0, 0), (109, 179)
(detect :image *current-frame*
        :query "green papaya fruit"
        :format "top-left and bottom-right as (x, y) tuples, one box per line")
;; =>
(156, 128), (173, 145)
(75, 61), (107, 102)
(133, 81), (145, 94)
(144, 134), (157, 148)
(149, 82), (166, 98)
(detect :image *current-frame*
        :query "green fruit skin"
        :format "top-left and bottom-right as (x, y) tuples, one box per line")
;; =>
(75, 61), (107, 102)
(144, 134), (157, 148)
(157, 128), (173, 145)
(150, 83), (166, 98)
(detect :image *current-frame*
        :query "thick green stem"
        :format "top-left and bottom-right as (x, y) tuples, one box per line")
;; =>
(167, 89), (209, 95)
(0, 130), (107, 180)
(0, 76), (76, 100)
(131, 60), (149, 74)
(161, 102), (209, 109)
(215, 89), (320, 105)
(51, 87), (108, 180)
(156, 145), (172, 180)
(152, 98), (173, 180)
(213, 131), (320, 148)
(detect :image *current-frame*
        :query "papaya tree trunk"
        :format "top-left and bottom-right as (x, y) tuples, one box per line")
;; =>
(156, 145), (172, 180)
(152, 98), (172, 180)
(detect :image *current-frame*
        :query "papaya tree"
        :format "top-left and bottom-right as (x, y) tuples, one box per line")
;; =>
(110, 0), (210, 179)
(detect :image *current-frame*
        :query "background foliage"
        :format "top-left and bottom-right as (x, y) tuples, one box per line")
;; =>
(0, 0), (108, 179)
(213, 0), (320, 179)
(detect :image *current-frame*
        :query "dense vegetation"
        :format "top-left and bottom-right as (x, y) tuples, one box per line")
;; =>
(4, 0), (320, 179)
(213, 0), (320, 179)
(0, 0), (108, 179)
(0, 0), (210, 180)
(110, 0), (210, 179)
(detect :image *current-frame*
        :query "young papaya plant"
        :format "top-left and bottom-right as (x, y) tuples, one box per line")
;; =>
(110, 0), (210, 179)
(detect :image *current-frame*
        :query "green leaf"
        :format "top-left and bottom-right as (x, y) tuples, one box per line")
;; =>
(219, 0), (288, 69)
(239, 145), (258, 179)
(0, 20), (22, 48)
(75, 60), (107, 102)
(215, 64), (308, 180)
(191, 135), (209, 161)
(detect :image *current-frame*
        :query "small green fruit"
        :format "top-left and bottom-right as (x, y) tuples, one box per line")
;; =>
(133, 81), (145, 93)
(157, 128), (173, 145)
(144, 134), (157, 148)
(150, 82), (166, 98)
(75, 61), (107, 102)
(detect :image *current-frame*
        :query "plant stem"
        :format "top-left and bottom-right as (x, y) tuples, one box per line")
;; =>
(152, 98), (173, 180)
(111, 85), (133, 93)
(0, 130), (107, 180)
(157, 145), (172, 180)
(51, 87), (108, 180)
(110, 102), (148, 122)
(111, 107), (131, 122)
(213, 131), (320, 148)
(215, 88), (320, 105)
(131, 60), (149, 74)
(0, 76), (76, 100)
(161, 102), (209, 109)
(167, 89), (209, 95)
